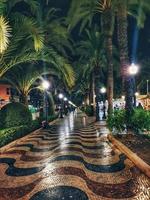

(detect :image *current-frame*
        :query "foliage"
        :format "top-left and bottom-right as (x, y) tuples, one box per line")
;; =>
(39, 110), (58, 123)
(0, 16), (11, 53)
(0, 125), (29, 147)
(0, 1), (75, 90)
(107, 109), (150, 133)
(0, 102), (32, 128)
(84, 105), (94, 116)
(0, 113), (59, 147)
(130, 109), (150, 132)
(47, 113), (59, 122)
(0, 119), (41, 148)
(107, 109), (126, 132)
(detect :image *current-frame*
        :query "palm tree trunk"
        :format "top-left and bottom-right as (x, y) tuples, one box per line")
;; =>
(89, 72), (96, 111)
(91, 72), (96, 107)
(106, 37), (114, 114)
(117, 0), (133, 115)
(102, 9), (114, 114)
(94, 64), (100, 121)
(47, 92), (55, 115)
(20, 93), (28, 106)
(85, 93), (89, 105)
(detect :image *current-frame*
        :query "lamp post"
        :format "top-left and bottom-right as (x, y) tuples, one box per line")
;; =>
(95, 94), (100, 121)
(58, 93), (64, 118)
(128, 63), (139, 107)
(100, 87), (106, 120)
(147, 80), (149, 95)
(64, 97), (68, 115)
(42, 80), (50, 128)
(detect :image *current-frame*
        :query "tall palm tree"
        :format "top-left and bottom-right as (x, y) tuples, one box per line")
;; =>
(116, 0), (150, 115)
(3, 60), (75, 106)
(67, 0), (115, 114)
(116, 0), (133, 115)
(99, 0), (115, 113)
(76, 28), (107, 120)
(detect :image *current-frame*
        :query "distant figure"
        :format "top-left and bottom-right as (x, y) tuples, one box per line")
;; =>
(137, 103), (143, 109)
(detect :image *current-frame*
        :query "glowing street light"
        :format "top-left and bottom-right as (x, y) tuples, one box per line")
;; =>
(58, 93), (64, 118)
(128, 63), (139, 107)
(135, 92), (139, 97)
(64, 97), (68, 101)
(58, 93), (64, 99)
(121, 95), (125, 100)
(42, 80), (50, 90)
(100, 87), (106, 94)
(129, 63), (139, 75)
(100, 87), (106, 120)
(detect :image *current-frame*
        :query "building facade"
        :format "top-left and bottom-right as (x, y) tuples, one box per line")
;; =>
(0, 84), (11, 109)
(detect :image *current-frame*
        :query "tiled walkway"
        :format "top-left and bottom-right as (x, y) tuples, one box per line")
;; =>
(0, 111), (150, 200)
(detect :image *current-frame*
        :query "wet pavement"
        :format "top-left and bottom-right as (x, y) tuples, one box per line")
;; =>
(0, 111), (150, 200)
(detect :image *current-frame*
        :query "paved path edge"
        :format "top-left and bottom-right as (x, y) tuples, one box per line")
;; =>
(0, 118), (59, 153)
(108, 134), (150, 178)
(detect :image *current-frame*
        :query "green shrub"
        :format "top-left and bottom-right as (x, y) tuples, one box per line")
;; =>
(0, 119), (42, 147)
(48, 113), (59, 121)
(85, 105), (94, 116)
(30, 119), (41, 130)
(0, 113), (58, 147)
(131, 109), (150, 132)
(0, 126), (29, 147)
(107, 109), (150, 133)
(0, 102), (32, 128)
(107, 110), (126, 132)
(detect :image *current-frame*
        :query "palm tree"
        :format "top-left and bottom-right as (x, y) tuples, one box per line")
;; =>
(67, 0), (115, 114)
(76, 28), (107, 120)
(99, 1), (115, 113)
(116, 0), (150, 115)
(3, 59), (75, 106)
(3, 65), (45, 105)
(116, 0), (133, 115)
(0, 1), (75, 89)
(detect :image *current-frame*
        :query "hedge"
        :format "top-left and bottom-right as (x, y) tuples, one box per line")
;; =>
(0, 114), (58, 148)
(0, 102), (32, 128)
(107, 108), (150, 133)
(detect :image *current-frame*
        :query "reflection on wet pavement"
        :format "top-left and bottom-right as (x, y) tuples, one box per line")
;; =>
(0, 111), (150, 200)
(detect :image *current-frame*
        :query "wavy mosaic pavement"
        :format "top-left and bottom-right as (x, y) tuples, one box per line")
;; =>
(0, 112), (150, 200)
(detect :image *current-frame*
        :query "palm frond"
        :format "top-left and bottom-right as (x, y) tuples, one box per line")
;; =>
(0, 16), (11, 54)
(12, 14), (44, 51)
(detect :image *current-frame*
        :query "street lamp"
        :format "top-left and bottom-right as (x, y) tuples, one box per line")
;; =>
(64, 97), (68, 115)
(42, 80), (50, 90)
(100, 87), (106, 120)
(42, 80), (50, 128)
(129, 63), (139, 75)
(147, 80), (149, 95)
(64, 97), (68, 101)
(129, 63), (139, 107)
(58, 93), (64, 118)
(135, 92), (139, 97)
(100, 87), (106, 94)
